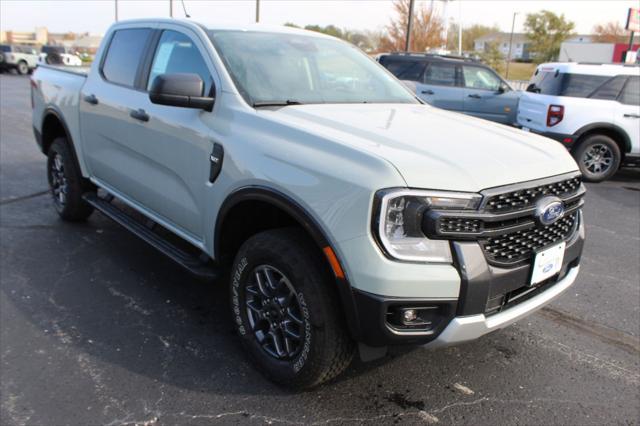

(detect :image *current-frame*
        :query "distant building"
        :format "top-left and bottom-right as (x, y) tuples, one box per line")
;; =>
(0, 27), (48, 46)
(474, 33), (531, 60)
(559, 41), (639, 63)
(474, 32), (594, 61)
(0, 27), (102, 54)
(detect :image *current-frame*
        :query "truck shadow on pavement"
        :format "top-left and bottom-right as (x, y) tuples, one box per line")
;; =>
(1, 195), (437, 396)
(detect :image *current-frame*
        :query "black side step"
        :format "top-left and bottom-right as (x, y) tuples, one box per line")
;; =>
(83, 193), (220, 281)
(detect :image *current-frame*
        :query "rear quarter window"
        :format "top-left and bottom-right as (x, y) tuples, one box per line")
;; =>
(527, 70), (608, 98)
(379, 57), (426, 82)
(589, 75), (628, 100)
(102, 28), (153, 88)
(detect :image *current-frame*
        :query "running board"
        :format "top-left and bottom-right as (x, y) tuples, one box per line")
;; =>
(83, 193), (220, 281)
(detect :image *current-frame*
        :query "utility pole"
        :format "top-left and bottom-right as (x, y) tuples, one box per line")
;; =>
(458, 0), (462, 55)
(256, 0), (260, 23)
(505, 12), (518, 79)
(404, 0), (415, 52)
(114, 0), (118, 22)
(169, 0), (173, 18)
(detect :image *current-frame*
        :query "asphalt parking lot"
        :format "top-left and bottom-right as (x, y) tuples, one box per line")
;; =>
(1, 72), (639, 425)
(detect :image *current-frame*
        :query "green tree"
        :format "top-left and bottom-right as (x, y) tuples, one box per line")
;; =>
(524, 10), (575, 63)
(479, 41), (504, 73)
(447, 23), (500, 53)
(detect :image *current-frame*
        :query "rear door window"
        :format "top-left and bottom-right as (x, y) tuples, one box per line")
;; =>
(620, 76), (639, 105)
(424, 62), (457, 87)
(589, 75), (628, 100)
(102, 28), (153, 88)
(380, 57), (426, 82)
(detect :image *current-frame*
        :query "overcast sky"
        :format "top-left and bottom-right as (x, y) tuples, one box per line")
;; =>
(1, 0), (637, 35)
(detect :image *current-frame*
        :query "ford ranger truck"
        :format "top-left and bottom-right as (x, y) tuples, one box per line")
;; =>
(31, 19), (585, 389)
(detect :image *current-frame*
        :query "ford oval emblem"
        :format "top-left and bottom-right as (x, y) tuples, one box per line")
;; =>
(535, 196), (565, 226)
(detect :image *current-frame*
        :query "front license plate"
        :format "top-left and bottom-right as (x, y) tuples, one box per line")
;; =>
(530, 242), (566, 285)
(521, 126), (530, 132)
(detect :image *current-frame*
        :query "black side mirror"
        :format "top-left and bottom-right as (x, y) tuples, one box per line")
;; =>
(149, 73), (214, 111)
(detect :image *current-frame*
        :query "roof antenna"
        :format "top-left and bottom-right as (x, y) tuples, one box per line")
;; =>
(181, 0), (191, 18)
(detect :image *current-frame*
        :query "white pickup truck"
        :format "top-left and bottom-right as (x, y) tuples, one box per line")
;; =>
(31, 19), (585, 388)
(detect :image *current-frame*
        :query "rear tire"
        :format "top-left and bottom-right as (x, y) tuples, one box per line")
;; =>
(230, 228), (354, 389)
(573, 134), (621, 183)
(17, 61), (29, 75)
(47, 137), (94, 221)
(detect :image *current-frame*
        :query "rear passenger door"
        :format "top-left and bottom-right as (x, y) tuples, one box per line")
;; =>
(80, 26), (156, 197)
(614, 76), (640, 154)
(420, 61), (464, 111)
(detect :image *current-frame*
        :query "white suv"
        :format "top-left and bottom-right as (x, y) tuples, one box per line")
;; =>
(518, 63), (640, 182)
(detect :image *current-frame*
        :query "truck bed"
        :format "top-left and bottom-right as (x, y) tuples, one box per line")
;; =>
(36, 63), (90, 77)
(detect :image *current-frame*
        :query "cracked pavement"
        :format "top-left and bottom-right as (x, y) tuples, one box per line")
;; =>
(1, 74), (639, 425)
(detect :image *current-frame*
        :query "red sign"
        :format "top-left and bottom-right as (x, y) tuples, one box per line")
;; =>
(626, 8), (640, 32)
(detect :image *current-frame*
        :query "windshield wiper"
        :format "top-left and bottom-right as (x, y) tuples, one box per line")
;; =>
(252, 100), (304, 108)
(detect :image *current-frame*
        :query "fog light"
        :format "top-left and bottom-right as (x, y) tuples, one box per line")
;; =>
(402, 309), (417, 324)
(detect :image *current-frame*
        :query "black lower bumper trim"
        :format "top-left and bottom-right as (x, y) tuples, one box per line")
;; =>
(351, 290), (456, 347)
(527, 128), (577, 149)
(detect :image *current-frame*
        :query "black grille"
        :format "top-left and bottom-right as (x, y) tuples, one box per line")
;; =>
(439, 217), (483, 234)
(484, 177), (581, 213)
(480, 213), (578, 265)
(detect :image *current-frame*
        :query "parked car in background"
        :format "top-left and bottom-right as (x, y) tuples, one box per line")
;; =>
(39, 45), (82, 67)
(518, 63), (640, 182)
(378, 53), (521, 125)
(0, 44), (38, 75)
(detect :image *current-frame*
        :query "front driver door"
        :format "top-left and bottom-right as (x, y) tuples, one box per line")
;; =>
(127, 28), (220, 242)
(461, 65), (519, 125)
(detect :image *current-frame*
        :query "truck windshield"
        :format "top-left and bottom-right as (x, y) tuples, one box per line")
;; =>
(526, 70), (608, 98)
(0, 45), (11, 53)
(207, 30), (418, 106)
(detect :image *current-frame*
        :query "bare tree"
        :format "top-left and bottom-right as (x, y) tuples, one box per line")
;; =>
(593, 21), (628, 43)
(378, 0), (444, 52)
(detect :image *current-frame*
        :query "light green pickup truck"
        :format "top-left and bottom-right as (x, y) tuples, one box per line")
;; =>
(31, 19), (586, 388)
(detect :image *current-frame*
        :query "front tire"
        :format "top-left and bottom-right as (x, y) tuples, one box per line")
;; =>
(574, 134), (621, 183)
(230, 228), (354, 389)
(47, 137), (94, 221)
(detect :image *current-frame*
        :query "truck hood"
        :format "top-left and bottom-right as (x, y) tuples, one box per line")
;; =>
(259, 103), (578, 192)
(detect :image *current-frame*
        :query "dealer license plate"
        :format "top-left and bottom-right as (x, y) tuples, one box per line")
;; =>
(530, 242), (565, 285)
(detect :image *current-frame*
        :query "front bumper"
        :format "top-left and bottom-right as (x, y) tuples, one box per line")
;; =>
(425, 264), (579, 348)
(349, 211), (584, 348)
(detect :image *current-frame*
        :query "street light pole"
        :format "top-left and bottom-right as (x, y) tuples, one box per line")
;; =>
(169, 0), (173, 18)
(256, 0), (260, 23)
(114, 0), (118, 22)
(405, 0), (415, 52)
(506, 12), (518, 79)
(458, 0), (462, 55)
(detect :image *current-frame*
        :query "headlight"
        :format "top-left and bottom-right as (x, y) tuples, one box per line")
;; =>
(374, 189), (481, 263)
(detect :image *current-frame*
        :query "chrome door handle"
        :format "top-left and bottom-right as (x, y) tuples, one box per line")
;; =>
(129, 108), (149, 122)
(623, 114), (640, 118)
